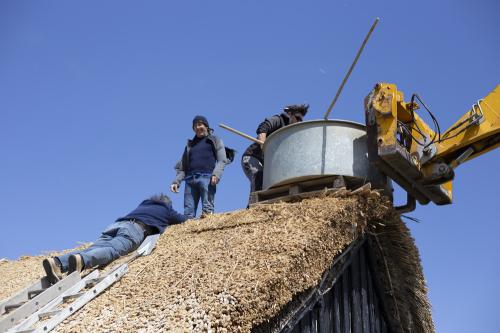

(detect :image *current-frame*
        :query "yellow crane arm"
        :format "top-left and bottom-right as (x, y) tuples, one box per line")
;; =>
(434, 85), (500, 165)
(364, 83), (500, 207)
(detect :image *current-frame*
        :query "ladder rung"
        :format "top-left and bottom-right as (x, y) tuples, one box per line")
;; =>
(62, 292), (85, 303)
(4, 302), (25, 313)
(27, 288), (47, 299)
(0, 271), (87, 333)
(85, 278), (104, 288)
(3, 265), (129, 333)
(38, 309), (61, 320)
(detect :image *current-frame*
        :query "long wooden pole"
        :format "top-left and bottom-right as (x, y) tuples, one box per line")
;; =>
(323, 18), (380, 120)
(219, 123), (264, 145)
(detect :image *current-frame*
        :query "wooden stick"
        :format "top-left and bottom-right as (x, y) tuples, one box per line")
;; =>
(219, 123), (264, 145)
(323, 17), (380, 120)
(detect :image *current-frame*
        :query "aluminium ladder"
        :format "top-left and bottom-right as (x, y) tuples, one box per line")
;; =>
(0, 234), (160, 333)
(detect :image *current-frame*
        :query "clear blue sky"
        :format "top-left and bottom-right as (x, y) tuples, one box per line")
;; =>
(1, 1), (498, 332)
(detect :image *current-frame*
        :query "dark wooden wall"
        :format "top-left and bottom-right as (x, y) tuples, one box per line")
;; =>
(287, 244), (390, 333)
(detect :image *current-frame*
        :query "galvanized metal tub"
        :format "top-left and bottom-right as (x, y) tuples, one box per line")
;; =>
(262, 119), (382, 190)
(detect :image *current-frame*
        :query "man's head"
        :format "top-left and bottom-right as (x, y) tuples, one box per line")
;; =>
(149, 193), (172, 206)
(192, 115), (210, 138)
(284, 104), (309, 124)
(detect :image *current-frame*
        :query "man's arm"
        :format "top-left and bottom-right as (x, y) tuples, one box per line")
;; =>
(211, 137), (227, 183)
(256, 114), (283, 135)
(168, 208), (188, 224)
(172, 148), (187, 186)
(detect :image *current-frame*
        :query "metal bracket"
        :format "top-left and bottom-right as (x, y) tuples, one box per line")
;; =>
(395, 194), (416, 214)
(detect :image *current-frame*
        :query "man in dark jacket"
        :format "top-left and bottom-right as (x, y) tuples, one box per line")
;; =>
(171, 115), (230, 219)
(241, 104), (309, 202)
(42, 194), (186, 284)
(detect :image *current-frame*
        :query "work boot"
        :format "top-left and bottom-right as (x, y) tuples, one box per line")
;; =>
(200, 212), (213, 219)
(42, 257), (63, 284)
(68, 254), (85, 274)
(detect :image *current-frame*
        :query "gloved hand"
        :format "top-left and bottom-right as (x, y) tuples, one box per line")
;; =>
(170, 183), (179, 193)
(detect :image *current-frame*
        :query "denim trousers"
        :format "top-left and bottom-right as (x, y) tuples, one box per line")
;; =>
(56, 221), (144, 271)
(184, 173), (216, 219)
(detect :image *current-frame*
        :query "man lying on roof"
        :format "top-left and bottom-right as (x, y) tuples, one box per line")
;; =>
(42, 194), (187, 284)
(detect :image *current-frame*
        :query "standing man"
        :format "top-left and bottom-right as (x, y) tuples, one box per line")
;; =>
(42, 194), (186, 284)
(171, 115), (230, 218)
(241, 104), (309, 202)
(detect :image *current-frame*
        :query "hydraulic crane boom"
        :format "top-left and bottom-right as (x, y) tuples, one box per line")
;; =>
(364, 83), (500, 206)
(434, 85), (500, 165)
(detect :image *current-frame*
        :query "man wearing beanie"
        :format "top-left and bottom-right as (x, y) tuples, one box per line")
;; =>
(171, 116), (232, 218)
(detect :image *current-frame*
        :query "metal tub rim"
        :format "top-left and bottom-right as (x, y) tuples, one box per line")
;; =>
(262, 119), (366, 153)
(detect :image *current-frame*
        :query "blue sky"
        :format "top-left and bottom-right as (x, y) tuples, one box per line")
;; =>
(1, 1), (499, 332)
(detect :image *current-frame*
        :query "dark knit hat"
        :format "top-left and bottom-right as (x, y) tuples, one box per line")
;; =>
(192, 115), (210, 129)
(283, 104), (309, 116)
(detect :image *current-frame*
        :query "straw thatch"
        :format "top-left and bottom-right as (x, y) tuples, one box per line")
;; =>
(0, 190), (434, 332)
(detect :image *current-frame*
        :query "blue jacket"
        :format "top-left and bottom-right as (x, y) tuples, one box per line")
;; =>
(116, 199), (187, 234)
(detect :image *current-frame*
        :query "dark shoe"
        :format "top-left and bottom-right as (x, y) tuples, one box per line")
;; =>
(43, 258), (63, 284)
(200, 212), (213, 219)
(68, 254), (84, 274)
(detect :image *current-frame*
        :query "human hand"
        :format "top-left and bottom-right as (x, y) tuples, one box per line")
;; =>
(170, 183), (179, 193)
(257, 133), (267, 149)
(210, 176), (219, 185)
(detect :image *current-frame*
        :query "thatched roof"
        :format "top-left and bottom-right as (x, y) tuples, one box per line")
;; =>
(0, 190), (434, 332)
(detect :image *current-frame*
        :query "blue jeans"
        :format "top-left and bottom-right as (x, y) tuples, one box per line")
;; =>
(184, 173), (216, 218)
(56, 221), (144, 271)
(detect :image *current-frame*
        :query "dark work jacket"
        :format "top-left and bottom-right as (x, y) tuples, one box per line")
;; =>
(116, 199), (187, 234)
(243, 112), (292, 162)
